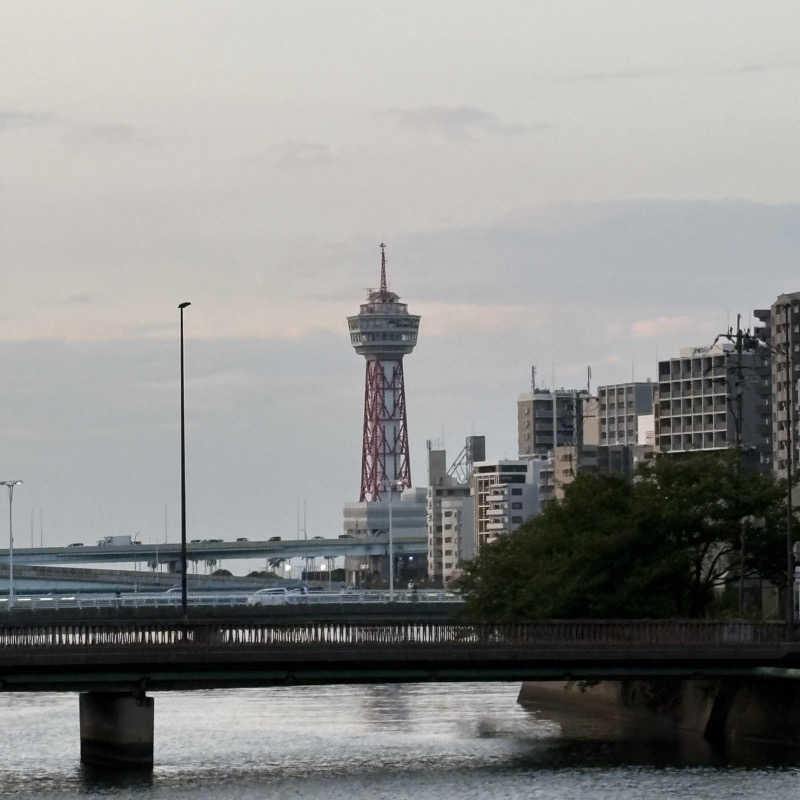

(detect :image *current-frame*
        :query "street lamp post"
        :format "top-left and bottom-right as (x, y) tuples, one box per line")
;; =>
(383, 479), (404, 601)
(1, 481), (23, 611)
(178, 301), (191, 617)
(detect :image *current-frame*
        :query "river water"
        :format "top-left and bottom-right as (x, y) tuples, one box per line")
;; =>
(0, 683), (798, 799)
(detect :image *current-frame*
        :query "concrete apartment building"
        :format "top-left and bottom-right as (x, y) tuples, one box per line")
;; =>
(518, 388), (595, 506)
(598, 382), (654, 446)
(755, 292), (800, 485)
(551, 394), (599, 500)
(517, 388), (590, 458)
(439, 496), (474, 585)
(472, 460), (538, 555)
(426, 437), (484, 585)
(654, 341), (771, 467)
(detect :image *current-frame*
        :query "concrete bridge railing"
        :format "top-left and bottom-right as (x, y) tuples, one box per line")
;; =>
(0, 619), (792, 649)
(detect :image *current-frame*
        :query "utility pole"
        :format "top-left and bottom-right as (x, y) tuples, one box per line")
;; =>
(735, 313), (744, 450)
(720, 307), (798, 625)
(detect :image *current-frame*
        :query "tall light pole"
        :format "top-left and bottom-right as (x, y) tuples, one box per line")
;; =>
(1, 481), (23, 611)
(178, 301), (191, 617)
(383, 479), (404, 601)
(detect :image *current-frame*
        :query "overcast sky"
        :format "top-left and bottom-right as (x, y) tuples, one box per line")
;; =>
(2, 1), (800, 553)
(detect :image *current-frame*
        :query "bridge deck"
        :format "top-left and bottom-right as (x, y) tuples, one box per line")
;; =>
(0, 620), (798, 691)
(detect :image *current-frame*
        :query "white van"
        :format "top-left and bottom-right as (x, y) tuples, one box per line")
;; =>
(247, 587), (289, 606)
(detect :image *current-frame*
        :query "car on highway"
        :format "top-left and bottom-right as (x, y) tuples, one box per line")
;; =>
(268, 536), (281, 542)
(236, 537), (249, 542)
(67, 542), (84, 548)
(246, 587), (289, 606)
(338, 534), (353, 539)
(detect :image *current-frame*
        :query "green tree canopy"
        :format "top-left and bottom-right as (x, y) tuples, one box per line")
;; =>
(459, 451), (791, 620)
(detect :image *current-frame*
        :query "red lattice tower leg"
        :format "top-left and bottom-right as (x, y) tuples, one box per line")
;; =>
(360, 359), (412, 502)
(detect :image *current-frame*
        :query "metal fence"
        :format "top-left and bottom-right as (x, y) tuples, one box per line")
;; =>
(0, 589), (460, 612)
(0, 620), (790, 650)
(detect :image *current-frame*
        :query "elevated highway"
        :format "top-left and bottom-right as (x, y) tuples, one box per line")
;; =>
(0, 535), (426, 567)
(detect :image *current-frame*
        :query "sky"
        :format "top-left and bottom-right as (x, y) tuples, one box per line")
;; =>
(2, 1), (800, 554)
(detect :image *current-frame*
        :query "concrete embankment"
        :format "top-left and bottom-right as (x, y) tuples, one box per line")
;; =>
(519, 678), (800, 749)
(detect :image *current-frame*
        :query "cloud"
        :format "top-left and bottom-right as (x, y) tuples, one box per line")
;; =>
(275, 140), (336, 169)
(562, 68), (670, 84)
(64, 292), (95, 305)
(0, 110), (54, 131)
(382, 106), (542, 140)
(631, 315), (694, 339)
(725, 59), (800, 75)
(64, 122), (151, 148)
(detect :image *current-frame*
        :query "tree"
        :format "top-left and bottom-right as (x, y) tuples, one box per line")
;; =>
(459, 451), (790, 620)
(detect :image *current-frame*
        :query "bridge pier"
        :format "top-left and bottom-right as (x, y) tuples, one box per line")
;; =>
(79, 692), (154, 768)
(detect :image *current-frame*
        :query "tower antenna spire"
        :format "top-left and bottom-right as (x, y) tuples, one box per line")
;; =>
(379, 242), (388, 294)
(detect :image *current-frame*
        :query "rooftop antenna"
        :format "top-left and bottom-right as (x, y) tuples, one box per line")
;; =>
(379, 242), (388, 294)
(530, 365), (536, 394)
(587, 365), (592, 394)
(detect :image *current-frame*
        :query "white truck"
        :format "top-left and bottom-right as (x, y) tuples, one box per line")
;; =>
(96, 534), (138, 547)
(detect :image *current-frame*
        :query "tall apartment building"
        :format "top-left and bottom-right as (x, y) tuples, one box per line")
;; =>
(758, 293), (800, 484)
(472, 460), (538, 554)
(598, 382), (654, 446)
(517, 388), (590, 458)
(654, 341), (771, 467)
(426, 437), (483, 585)
(440, 496), (474, 585)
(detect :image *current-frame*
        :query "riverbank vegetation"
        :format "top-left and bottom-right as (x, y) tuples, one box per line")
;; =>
(459, 452), (793, 619)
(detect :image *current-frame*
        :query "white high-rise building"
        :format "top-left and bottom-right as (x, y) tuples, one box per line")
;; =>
(472, 460), (539, 555)
(440, 496), (474, 585)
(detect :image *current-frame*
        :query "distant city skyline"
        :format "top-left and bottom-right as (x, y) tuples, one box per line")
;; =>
(2, 1), (800, 546)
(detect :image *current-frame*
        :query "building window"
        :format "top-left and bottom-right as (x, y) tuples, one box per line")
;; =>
(511, 502), (522, 509)
(511, 488), (522, 495)
(511, 516), (523, 524)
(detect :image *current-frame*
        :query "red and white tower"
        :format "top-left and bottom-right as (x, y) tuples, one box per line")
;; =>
(348, 244), (421, 502)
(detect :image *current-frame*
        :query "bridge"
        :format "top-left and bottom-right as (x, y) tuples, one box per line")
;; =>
(0, 536), (426, 567)
(2, 617), (798, 767)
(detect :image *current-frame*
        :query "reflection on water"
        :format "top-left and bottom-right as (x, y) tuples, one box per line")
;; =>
(0, 684), (797, 799)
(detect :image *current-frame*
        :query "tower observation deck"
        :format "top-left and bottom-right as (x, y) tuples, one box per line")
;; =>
(347, 244), (421, 502)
